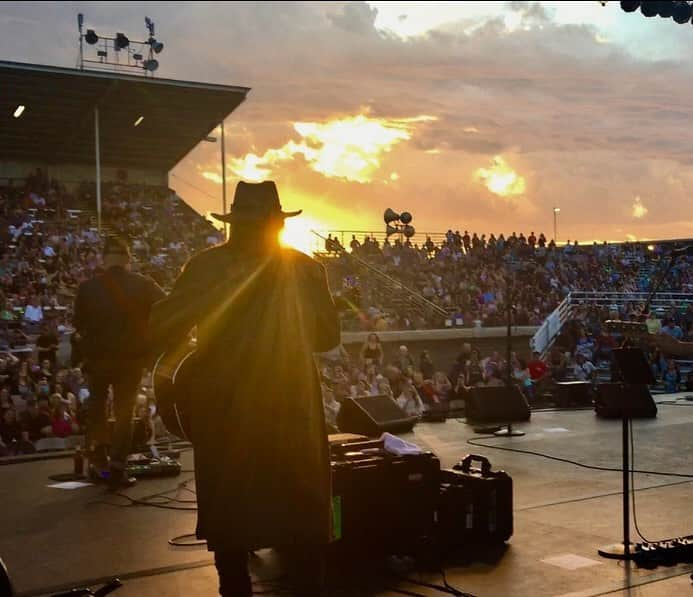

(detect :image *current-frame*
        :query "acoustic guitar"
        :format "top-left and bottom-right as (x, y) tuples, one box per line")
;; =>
(152, 340), (196, 441)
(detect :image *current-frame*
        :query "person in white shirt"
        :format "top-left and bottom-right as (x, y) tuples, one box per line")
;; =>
(396, 378), (424, 417)
(573, 353), (596, 382)
(23, 296), (43, 323)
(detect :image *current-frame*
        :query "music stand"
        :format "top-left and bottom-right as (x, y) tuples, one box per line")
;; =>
(597, 347), (655, 560)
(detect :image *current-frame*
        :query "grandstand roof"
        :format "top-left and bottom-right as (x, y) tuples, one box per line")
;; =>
(0, 60), (250, 171)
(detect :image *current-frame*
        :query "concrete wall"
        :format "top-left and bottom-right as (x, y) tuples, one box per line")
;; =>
(340, 326), (537, 375)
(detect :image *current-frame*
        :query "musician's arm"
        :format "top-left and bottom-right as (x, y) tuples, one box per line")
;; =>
(653, 333), (693, 358)
(148, 264), (201, 352)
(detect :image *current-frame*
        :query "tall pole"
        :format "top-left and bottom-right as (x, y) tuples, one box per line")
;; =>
(94, 107), (102, 235)
(220, 120), (228, 240)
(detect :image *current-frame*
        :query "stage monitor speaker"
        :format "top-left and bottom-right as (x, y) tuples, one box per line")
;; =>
(465, 386), (531, 424)
(595, 383), (657, 418)
(553, 381), (594, 408)
(337, 395), (418, 437)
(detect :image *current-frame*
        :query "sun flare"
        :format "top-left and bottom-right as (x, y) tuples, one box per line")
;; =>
(279, 216), (325, 255)
(474, 155), (526, 197)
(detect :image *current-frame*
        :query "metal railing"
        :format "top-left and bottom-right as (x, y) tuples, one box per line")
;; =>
(530, 290), (693, 355)
(311, 230), (448, 322)
(309, 230), (451, 254)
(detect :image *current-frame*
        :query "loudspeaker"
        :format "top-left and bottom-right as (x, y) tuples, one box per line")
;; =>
(465, 386), (531, 424)
(595, 383), (657, 418)
(553, 381), (594, 408)
(337, 395), (418, 437)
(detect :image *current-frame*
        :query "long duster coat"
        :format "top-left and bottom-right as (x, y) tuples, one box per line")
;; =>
(149, 243), (340, 551)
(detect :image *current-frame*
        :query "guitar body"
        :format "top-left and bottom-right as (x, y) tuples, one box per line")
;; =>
(152, 348), (196, 441)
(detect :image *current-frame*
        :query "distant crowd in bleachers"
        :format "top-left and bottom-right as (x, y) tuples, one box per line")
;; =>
(324, 230), (693, 332)
(0, 170), (222, 455)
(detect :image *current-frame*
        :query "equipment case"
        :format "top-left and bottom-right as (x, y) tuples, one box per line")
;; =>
(331, 442), (440, 554)
(437, 454), (513, 547)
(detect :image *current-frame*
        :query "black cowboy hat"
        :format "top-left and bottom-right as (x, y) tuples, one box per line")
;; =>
(210, 181), (301, 223)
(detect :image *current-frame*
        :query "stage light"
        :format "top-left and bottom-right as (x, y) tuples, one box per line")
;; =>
(133, 116), (144, 127)
(400, 211), (413, 224)
(13, 105), (25, 118)
(85, 29), (99, 44)
(672, 0), (691, 22)
(143, 58), (159, 72)
(149, 39), (164, 54)
(114, 33), (129, 50)
(658, 1), (675, 16)
(641, 1), (659, 16)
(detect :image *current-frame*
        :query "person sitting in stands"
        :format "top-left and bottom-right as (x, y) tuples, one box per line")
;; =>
(572, 353), (596, 382)
(396, 378), (424, 417)
(663, 359), (680, 393)
(549, 347), (568, 381)
(20, 396), (53, 442)
(359, 333), (384, 367)
(465, 350), (485, 388)
(419, 350), (435, 380)
(0, 407), (25, 456)
(51, 400), (78, 438)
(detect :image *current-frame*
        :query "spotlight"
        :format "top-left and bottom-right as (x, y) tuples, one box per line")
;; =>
(640, 1), (658, 16)
(672, 0), (691, 22)
(114, 32), (129, 50)
(85, 29), (99, 44)
(149, 39), (164, 54)
(400, 211), (412, 225)
(143, 58), (159, 72)
(620, 0), (641, 11)
(658, 1), (675, 16)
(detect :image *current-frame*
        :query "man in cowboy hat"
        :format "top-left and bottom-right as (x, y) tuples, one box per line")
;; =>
(149, 181), (340, 596)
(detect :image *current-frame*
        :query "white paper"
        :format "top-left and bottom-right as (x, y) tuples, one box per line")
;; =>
(541, 554), (602, 570)
(47, 481), (93, 490)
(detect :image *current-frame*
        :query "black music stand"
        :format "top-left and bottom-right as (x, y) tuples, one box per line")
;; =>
(597, 347), (656, 560)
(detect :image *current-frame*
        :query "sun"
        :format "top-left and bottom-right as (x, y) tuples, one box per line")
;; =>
(279, 216), (325, 255)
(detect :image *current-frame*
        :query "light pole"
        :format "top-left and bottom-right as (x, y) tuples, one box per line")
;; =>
(203, 123), (228, 240)
(553, 207), (561, 245)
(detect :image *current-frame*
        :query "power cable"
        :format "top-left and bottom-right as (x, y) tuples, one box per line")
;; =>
(466, 436), (693, 479)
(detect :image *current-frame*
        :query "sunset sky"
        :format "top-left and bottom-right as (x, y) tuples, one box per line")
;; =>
(2, 1), (693, 248)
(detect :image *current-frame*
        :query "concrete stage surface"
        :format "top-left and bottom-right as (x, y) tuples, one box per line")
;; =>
(2, 394), (693, 597)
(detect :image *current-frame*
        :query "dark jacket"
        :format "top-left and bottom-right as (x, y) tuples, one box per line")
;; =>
(149, 244), (340, 551)
(73, 266), (165, 365)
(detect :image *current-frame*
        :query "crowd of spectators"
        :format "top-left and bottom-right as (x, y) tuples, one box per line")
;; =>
(0, 171), (222, 456)
(325, 230), (693, 332)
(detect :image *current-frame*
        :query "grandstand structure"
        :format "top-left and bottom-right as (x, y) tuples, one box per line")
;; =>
(0, 60), (250, 224)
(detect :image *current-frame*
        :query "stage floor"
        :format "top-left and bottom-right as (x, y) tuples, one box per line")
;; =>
(2, 394), (693, 597)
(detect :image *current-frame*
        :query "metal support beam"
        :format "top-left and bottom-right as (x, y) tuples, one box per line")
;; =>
(220, 119), (228, 240)
(94, 106), (101, 234)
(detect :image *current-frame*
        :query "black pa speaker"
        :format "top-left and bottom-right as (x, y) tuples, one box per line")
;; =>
(595, 383), (657, 418)
(465, 386), (531, 424)
(337, 395), (418, 437)
(553, 381), (594, 408)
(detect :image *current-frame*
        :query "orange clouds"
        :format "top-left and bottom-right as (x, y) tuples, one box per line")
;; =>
(210, 113), (436, 184)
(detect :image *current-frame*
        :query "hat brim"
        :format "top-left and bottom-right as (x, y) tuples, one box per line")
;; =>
(210, 209), (302, 223)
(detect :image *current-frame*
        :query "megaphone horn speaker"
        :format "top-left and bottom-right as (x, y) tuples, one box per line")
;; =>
(384, 208), (400, 224)
(386, 224), (400, 237)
